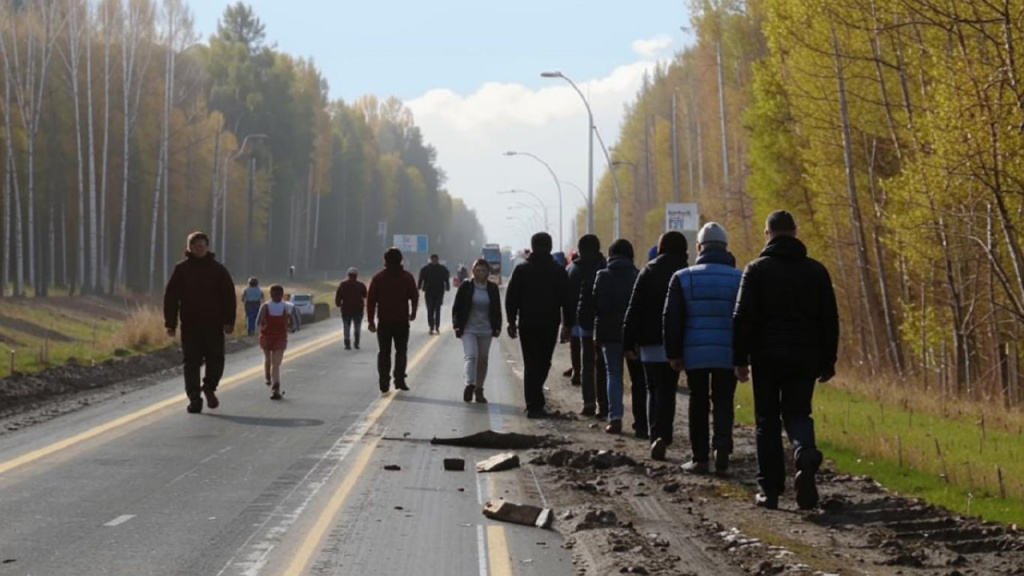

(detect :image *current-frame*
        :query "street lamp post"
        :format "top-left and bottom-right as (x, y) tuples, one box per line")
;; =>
(503, 151), (563, 249)
(497, 189), (549, 233)
(592, 125), (622, 239)
(542, 70), (594, 235)
(612, 159), (637, 241)
(219, 133), (269, 265)
(511, 203), (546, 232)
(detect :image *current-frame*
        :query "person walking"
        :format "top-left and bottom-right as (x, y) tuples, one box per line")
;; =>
(563, 252), (582, 387)
(567, 234), (608, 417)
(452, 258), (502, 404)
(257, 284), (300, 400)
(623, 231), (689, 460)
(664, 222), (742, 475)
(418, 254), (451, 334)
(580, 239), (646, 435)
(368, 247), (419, 393)
(241, 277), (264, 336)
(733, 210), (839, 510)
(335, 267), (368, 350)
(505, 232), (571, 418)
(163, 231), (237, 414)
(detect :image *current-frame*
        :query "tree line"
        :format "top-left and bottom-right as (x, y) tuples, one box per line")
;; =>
(587, 0), (1024, 406)
(0, 0), (486, 297)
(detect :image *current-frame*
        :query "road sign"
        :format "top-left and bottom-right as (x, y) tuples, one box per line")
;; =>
(393, 234), (429, 253)
(665, 203), (699, 232)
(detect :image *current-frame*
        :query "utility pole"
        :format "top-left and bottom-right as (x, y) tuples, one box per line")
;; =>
(245, 155), (255, 277)
(671, 91), (680, 202)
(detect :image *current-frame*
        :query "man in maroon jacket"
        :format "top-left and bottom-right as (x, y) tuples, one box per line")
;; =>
(367, 247), (419, 393)
(335, 267), (368, 350)
(163, 231), (237, 414)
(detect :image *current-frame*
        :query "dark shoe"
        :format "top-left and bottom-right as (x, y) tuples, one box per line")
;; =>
(594, 411), (608, 420)
(344, 339), (351, 350)
(354, 341), (360, 349)
(681, 460), (710, 474)
(570, 378), (581, 387)
(580, 404), (596, 417)
(202, 387), (219, 410)
(527, 408), (549, 419)
(270, 383), (283, 400)
(186, 399), (203, 414)
(635, 430), (649, 440)
(650, 437), (667, 461)
(474, 389), (488, 404)
(395, 382), (410, 391)
(714, 450), (730, 475)
(795, 448), (823, 510)
(463, 384), (475, 403)
(562, 367), (574, 378)
(604, 419), (622, 434)
(755, 492), (779, 510)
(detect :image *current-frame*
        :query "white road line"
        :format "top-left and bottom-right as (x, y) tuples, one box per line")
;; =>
(476, 524), (489, 576)
(103, 514), (135, 527)
(201, 446), (233, 464)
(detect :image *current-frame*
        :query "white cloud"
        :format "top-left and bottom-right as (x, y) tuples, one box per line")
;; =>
(406, 46), (672, 252)
(632, 35), (673, 58)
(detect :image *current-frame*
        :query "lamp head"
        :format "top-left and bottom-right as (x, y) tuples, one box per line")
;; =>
(540, 71), (562, 78)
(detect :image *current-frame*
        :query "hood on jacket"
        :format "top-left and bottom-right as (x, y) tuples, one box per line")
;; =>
(696, 248), (736, 267)
(644, 252), (688, 274)
(184, 250), (217, 261)
(605, 255), (636, 271)
(761, 235), (807, 261)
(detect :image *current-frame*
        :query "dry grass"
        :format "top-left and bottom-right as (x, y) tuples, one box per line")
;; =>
(106, 305), (170, 351)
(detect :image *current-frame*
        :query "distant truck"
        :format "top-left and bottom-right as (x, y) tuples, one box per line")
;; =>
(482, 243), (502, 285)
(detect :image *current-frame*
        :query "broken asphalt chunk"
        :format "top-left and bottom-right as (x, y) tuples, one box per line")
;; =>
(443, 458), (466, 471)
(483, 500), (553, 529)
(383, 464), (401, 471)
(430, 430), (562, 450)
(476, 452), (520, 473)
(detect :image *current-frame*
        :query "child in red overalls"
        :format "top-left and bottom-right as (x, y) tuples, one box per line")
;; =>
(257, 284), (300, 399)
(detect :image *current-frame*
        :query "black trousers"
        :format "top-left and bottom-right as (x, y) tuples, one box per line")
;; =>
(644, 362), (679, 444)
(568, 336), (582, 383)
(518, 325), (560, 412)
(181, 325), (226, 401)
(376, 322), (410, 391)
(425, 294), (443, 330)
(685, 368), (737, 461)
(752, 361), (818, 494)
(581, 336), (608, 413)
(626, 357), (647, 435)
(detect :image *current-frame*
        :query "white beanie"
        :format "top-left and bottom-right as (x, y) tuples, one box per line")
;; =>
(347, 267), (358, 276)
(697, 222), (728, 246)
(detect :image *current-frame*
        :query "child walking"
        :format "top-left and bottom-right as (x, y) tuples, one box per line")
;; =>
(257, 284), (300, 399)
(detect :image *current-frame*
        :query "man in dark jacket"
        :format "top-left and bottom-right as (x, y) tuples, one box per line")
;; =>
(580, 238), (646, 435)
(665, 222), (742, 475)
(418, 254), (451, 335)
(506, 232), (571, 418)
(163, 231), (237, 414)
(567, 234), (608, 417)
(624, 231), (689, 460)
(335, 267), (368, 350)
(368, 248), (420, 393)
(733, 210), (839, 511)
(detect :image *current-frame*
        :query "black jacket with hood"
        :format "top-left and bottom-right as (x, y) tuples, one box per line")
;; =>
(566, 251), (606, 328)
(163, 251), (237, 330)
(581, 255), (639, 344)
(505, 251), (570, 329)
(623, 252), (689, 351)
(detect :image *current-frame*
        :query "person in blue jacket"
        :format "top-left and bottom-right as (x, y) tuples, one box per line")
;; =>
(664, 222), (742, 475)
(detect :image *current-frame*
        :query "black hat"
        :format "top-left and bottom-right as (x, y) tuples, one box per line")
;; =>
(766, 210), (797, 232)
(531, 232), (553, 254)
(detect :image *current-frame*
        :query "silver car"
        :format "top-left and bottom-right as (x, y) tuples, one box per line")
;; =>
(290, 293), (315, 318)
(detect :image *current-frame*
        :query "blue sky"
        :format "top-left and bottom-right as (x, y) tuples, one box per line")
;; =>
(192, 1), (692, 250)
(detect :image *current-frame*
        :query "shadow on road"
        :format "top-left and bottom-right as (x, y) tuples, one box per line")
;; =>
(206, 413), (325, 428)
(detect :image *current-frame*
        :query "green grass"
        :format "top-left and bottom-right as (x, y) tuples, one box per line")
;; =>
(734, 383), (1024, 525)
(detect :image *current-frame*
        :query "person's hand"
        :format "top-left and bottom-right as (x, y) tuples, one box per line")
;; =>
(223, 324), (234, 335)
(507, 324), (518, 339)
(368, 322), (377, 334)
(492, 329), (501, 338)
(624, 349), (638, 361)
(560, 327), (571, 343)
(166, 327), (176, 338)
(734, 365), (750, 383)
(409, 312), (417, 322)
(818, 366), (836, 383)
(669, 359), (684, 372)
(454, 328), (463, 339)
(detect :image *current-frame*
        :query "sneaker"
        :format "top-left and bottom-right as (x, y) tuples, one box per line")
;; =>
(594, 411), (608, 420)
(344, 340), (351, 350)
(202, 387), (219, 410)
(354, 342), (360, 349)
(635, 430), (650, 440)
(714, 450), (730, 475)
(186, 399), (203, 414)
(755, 492), (779, 510)
(526, 408), (549, 419)
(570, 378), (581, 387)
(395, 382), (410, 391)
(681, 460), (710, 474)
(463, 384), (475, 403)
(579, 404), (596, 417)
(562, 367), (574, 378)
(604, 419), (622, 434)
(270, 383), (283, 400)
(474, 390), (488, 404)
(795, 448), (823, 510)
(650, 437), (667, 461)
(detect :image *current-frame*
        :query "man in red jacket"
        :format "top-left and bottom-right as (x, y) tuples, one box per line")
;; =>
(367, 247), (419, 393)
(163, 231), (237, 414)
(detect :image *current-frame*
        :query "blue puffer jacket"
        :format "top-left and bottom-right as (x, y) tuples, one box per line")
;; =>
(663, 248), (741, 370)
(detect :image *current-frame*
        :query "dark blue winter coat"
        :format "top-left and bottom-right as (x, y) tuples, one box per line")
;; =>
(664, 248), (741, 370)
(578, 255), (639, 344)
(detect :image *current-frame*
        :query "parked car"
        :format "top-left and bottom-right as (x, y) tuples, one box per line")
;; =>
(289, 293), (315, 318)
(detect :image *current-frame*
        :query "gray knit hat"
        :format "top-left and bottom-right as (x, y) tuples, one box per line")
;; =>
(697, 222), (728, 246)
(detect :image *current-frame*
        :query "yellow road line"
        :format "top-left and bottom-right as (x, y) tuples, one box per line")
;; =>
(486, 525), (513, 576)
(283, 332), (444, 576)
(0, 331), (342, 478)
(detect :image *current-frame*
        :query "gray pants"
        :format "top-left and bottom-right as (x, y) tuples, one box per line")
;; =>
(462, 333), (493, 388)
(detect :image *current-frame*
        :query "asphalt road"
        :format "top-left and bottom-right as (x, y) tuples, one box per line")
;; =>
(0, 309), (575, 576)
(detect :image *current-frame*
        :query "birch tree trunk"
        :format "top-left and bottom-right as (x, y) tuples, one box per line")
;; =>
(99, 0), (113, 291)
(60, 0), (88, 295)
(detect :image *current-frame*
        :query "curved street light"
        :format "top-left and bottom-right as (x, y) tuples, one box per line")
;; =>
(542, 70), (594, 235)
(497, 189), (550, 232)
(503, 151), (563, 249)
(592, 125), (622, 239)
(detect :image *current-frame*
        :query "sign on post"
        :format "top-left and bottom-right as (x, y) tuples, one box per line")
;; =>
(665, 203), (699, 232)
(393, 234), (429, 253)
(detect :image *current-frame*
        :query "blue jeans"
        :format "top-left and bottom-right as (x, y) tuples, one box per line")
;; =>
(342, 314), (363, 345)
(244, 301), (261, 336)
(602, 343), (625, 420)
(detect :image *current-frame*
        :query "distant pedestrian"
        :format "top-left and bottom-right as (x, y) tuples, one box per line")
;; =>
(258, 284), (300, 400)
(624, 231), (689, 460)
(567, 234), (607, 417)
(580, 238), (646, 436)
(241, 277), (264, 336)
(664, 222), (741, 475)
(563, 250), (582, 386)
(733, 210), (839, 510)
(454, 264), (469, 287)
(505, 232), (571, 418)
(335, 267), (368, 350)
(452, 258), (502, 404)
(419, 253), (451, 334)
(368, 247), (419, 393)
(163, 231), (236, 414)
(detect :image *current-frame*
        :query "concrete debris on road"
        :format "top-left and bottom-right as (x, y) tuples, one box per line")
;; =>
(430, 430), (562, 450)
(443, 458), (465, 471)
(483, 500), (554, 529)
(383, 464), (401, 471)
(476, 452), (520, 473)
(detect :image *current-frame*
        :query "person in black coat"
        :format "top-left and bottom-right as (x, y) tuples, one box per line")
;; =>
(733, 210), (839, 511)
(580, 238), (646, 435)
(623, 231), (689, 460)
(418, 254), (451, 334)
(452, 258), (502, 404)
(567, 234), (608, 417)
(506, 232), (571, 418)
